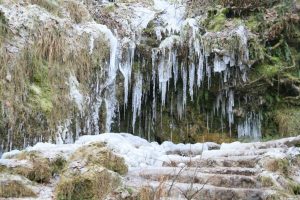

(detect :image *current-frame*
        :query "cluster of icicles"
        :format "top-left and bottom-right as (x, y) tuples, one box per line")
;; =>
(62, 1), (262, 143)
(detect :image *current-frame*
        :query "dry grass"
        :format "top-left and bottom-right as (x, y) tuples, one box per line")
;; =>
(14, 152), (52, 183)
(0, 180), (36, 198)
(262, 157), (289, 175)
(0, 7), (109, 148)
(29, 0), (60, 14)
(69, 143), (128, 175)
(63, 0), (91, 23)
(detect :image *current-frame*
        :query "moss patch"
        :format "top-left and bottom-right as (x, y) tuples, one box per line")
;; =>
(205, 8), (227, 32)
(258, 175), (274, 187)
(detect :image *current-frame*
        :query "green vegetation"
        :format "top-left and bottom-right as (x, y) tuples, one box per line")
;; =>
(259, 175), (274, 187)
(205, 8), (228, 32)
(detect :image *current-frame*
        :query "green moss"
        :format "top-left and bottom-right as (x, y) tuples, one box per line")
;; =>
(252, 56), (284, 78)
(248, 37), (265, 61)
(50, 156), (67, 176)
(143, 20), (156, 36)
(0, 11), (8, 45)
(103, 4), (115, 13)
(292, 183), (300, 195)
(206, 9), (227, 32)
(24, 51), (53, 115)
(259, 175), (274, 187)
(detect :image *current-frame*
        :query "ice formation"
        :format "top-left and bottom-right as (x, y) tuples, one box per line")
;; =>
(238, 112), (262, 140)
(0, 0), (262, 149)
(68, 1), (256, 140)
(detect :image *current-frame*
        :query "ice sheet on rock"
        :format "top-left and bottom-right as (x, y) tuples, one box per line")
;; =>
(1, 149), (21, 159)
(26, 143), (80, 161)
(75, 22), (119, 132)
(161, 141), (208, 155)
(131, 6), (156, 31)
(153, 0), (186, 34)
(76, 133), (164, 167)
(69, 75), (84, 112)
(0, 159), (32, 168)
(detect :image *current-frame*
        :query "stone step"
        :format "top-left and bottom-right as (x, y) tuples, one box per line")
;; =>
(128, 170), (260, 189)
(201, 148), (285, 158)
(126, 179), (275, 200)
(162, 155), (260, 168)
(129, 166), (259, 176)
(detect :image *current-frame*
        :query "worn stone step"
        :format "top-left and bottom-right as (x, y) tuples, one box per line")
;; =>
(126, 179), (276, 200)
(201, 148), (285, 158)
(128, 170), (260, 189)
(129, 166), (259, 176)
(162, 155), (260, 168)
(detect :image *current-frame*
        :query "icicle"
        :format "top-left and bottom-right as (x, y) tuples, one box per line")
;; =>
(172, 49), (178, 90)
(152, 49), (157, 123)
(213, 54), (226, 73)
(227, 90), (234, 135)
(188, 63), (195, 101)
(197, 51), (204, 87)
(238, 112), (262, 140)
(182, 64), (187, 111)
(132, 72), (143, 133)
(119, 40), (135, 107)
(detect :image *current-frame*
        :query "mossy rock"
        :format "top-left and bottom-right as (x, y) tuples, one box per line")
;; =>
(30, 0), (59, 13)
(55, 166), (121, 200)
(258, 175), (275, 187)
(50, 156), (67, 176)
(9, 152), (52, 183)
(0, 173), (36, 198)
(261, 157), (289, 175)
(136, 186), (155, 200)
(202, 7), (227, 32)
(68, 142), (128, 175)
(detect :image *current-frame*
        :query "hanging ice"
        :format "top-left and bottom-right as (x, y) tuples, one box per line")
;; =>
(132, 72), (143, 133)
(238, 112), (262, 140)
(188, 63), (195, 100)
(119, 39), (135, 107)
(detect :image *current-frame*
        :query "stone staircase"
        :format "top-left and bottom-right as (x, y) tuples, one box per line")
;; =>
(125, 143), (300, 200)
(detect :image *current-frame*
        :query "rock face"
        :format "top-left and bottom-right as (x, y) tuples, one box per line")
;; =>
(0, 0), (299, 151)
(0, 133), (300, 199)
